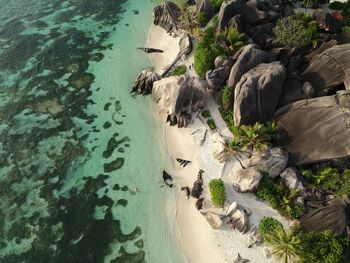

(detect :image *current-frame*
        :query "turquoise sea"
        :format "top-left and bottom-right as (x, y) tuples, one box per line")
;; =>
(0, 0), (186, 262)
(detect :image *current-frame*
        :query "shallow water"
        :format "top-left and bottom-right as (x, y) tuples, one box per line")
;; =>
(0, 0), (186, 262)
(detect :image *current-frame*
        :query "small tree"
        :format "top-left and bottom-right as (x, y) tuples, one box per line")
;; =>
(264, 227), (304, 263)
(258, 217), (283, 241)
(274, 16), (314, 48)
(225, 139), (246, 169)
(216, 27), (244, 55)
(208, 179), (226, 207)
(181, 9), (200, 36)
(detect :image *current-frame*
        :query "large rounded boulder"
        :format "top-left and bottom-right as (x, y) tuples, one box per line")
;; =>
(153, 2), (183, 36)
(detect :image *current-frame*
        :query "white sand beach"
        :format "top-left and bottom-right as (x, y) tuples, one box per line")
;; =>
(147, 24), (291, 263)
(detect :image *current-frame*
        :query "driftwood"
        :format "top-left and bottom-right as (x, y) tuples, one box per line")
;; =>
(176, 158), (191, 167)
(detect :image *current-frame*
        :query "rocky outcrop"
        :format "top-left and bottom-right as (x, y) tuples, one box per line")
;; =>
(242, 0), (276, 25)
(300, 197), (350, 236)
(232, 167), (262, 192)
(200, 211), (223, 229)
(206, 56), (234, 91)
(313, 9), (341, 34)
(275, 90), (350, 165)
(153, 2), (183, 36)
(191, 170), (204, 199)
(280, 168), (304, 193)
(212, 132), (228, 162)
(230, 206), (250, 233)
(178, 34), (192, 58)
(132, 70), (161, 95)
(227, 44), (276, 89)
(152, 75), (206, 128)
(234, 61), (286, 125)
(196, 0), (214, 20)
(250, 147), (288, 178)
(217, 0), (244, 31)
(302, 44), (350, 96)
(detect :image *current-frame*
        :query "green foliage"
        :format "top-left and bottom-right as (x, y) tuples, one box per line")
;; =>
(301, 230), (349, 263)
(219, 106), (235, 134)
(274, 15), (316, 48)
(194, 27), (224, 77)
(302, 166), (350, 196)
(196, 12), (208, 26)
(207, 118), (216, 130)
(221, 85), (232, 110)
(212, 15), (219, 29)
(256, 176), (303, 219)
(201, 109), (211, 118)
(258, 217), (283, 241)
(342, 26), (350, 32)
(342, 1), (350, 27)
(264, 227), (304, 263)
(171, 65), (187, 76)
(181, 9), (200, 35)
(217, 27), (244, 55)
(208, 179), (226, 207)
(210, 0), (224, 11)
(329, 1), (345, 10)
(231, 121), (278, 153)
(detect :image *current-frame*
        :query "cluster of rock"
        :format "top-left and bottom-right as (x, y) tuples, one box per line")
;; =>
(200, 201), (250, 233)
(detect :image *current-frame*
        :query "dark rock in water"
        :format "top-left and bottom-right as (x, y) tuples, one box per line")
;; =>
(132, 70), (161, 95)
(137, 47), (164, 53)
(196, 198), (204, 210)
(191, 170), (204, 199)
(163, 170), (173, 188)
(178, 33), (192, 58)
(302, 44), (350, 96)
(152, 75), (206, 128)
(196, 0), (214, 21)
(234, 61), (286, 125)
(153, 2), (183, 36)
(275, 90), (350, 165)
(206, 56), (234, 91)
(313, 9), (341, 34)
(103, 121), (112, 129)
(227, 44), (276, 90)
(300, 197), (350, 236)
(133, 10), (139, 15)
(217, 0), (244, 31)
(181, 186), (190, 199)
(103, 157), (124, 173)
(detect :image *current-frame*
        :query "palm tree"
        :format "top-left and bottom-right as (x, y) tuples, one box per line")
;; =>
(216, 26), (244, 55)
(265, 227), (304, 263)
(225, 139), (246, 169)
(231, 121), (278, 154)
(180, 9), (199, 36)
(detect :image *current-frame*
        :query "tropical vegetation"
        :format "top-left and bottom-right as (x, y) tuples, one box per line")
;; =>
(256, 176), (303, 219)
(171, 65), (187, 76)
(258, 218), (349, 263)
(208, 179), (226, 207)
(216, 26), (244, 55)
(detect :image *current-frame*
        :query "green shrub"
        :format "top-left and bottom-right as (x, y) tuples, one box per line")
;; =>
(301, 230), (349, 263)
(258, 217), (283, 241)
(219, 106), (234, 133)
(329, 1), (345, 10)
(302, 166), (350, 196)
(342, 26), (350, 32)
(274, 16), (316, 48)
(208, 179), (226, 207)
(256, 176), (303, 219)
(194, 27), (223, 77)
(210, 0), (224, 11)
(201, 109), (211, 118)
(196, 12), (208, 26)
(221, 85), (232, 110)
(212, 15), (219, 28)
(171, 65), (187, 76)
(207, 118), (216, 130)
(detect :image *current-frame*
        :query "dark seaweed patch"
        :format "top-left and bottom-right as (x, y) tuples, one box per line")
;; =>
(103, 157), (125, 173)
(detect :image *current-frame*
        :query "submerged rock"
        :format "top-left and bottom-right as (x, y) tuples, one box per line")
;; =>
(234, 61), (286, 125)
(152, 75), (206, 128)
(275, 90), (350, 165)
(153, 2), (183, 36)
(132, 70), (161, 95)
(302, 44), (350, 96)
(232, 167), (262, 192)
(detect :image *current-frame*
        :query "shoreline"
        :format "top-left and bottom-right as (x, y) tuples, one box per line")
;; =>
(147, 24), (292, 263)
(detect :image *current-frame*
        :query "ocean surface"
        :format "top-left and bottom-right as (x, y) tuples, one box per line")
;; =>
(0, 0), (186, 262)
